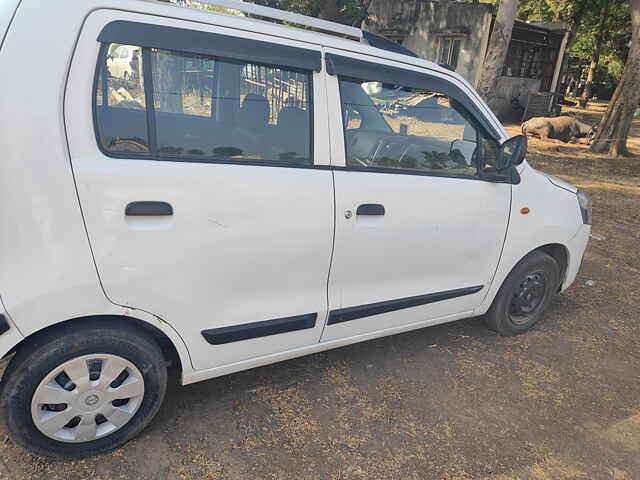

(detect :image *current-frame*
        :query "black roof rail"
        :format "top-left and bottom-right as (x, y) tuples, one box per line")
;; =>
(362, 31), (418, 58)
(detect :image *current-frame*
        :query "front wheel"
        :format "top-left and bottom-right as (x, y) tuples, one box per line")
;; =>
(484, 251), (560, 336)
(0, 323), (167, 458)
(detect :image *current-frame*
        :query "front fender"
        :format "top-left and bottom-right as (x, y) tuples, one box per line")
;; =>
(475, 162), (585, 314)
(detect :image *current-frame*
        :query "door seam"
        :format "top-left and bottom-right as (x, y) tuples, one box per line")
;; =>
(319, 47), (337, 341)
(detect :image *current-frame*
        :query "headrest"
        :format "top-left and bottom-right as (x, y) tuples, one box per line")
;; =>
(278, 106), (307, 130)
(240, 93), (270, 127)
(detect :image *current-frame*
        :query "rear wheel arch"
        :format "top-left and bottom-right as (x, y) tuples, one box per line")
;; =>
(0, 318), (170, 457)
(2, 315), (183, 378)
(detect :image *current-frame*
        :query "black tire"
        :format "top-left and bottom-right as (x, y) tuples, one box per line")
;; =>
(0, 322), (167, 458)
(485, 251), (560, 336)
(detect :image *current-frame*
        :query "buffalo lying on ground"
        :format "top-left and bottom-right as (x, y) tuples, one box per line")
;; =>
(521, 116), (595, 142)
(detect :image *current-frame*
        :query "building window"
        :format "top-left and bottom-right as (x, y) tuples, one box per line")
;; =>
(439, 37), (462, 70)
(502, 41), (546, 79)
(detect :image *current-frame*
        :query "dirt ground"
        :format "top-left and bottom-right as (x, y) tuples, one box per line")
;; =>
(1, 105), (639, 480)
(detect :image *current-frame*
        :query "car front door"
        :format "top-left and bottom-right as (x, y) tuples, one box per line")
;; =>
(322, 51), (511, 342)
(65, 11), (334, 372)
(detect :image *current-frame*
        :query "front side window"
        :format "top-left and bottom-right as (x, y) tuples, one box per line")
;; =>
(340, 79), (485, 177)
(95, 43), (313, 165)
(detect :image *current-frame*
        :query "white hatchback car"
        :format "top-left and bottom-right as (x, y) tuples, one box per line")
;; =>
(0, 0), (591, 458)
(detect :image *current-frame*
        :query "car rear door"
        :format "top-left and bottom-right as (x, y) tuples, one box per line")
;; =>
(65, 10), (334, 372)
(322, 50), (511, 342)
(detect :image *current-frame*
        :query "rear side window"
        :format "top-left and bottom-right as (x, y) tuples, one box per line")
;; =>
(95, 43), (313, 165)
(96, 44), (148, 154)
(339, 79), (483, 177)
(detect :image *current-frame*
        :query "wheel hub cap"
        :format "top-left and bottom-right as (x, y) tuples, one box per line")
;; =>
(509, 271), (548, 324)
(31, 354), (145, 443)
(81, 392), (102, 409)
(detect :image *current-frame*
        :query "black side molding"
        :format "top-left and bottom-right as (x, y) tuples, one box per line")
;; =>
(0, 314), (10, 335)
(362, 31), (418, 58)
(327, 286), (483, 325)
(202, 313), (317, 345)
(125, 201), (173, 216)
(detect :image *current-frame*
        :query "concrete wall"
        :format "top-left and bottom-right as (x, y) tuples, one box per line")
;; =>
(364, 0), (494, 85)
(496, 77), (541, 104)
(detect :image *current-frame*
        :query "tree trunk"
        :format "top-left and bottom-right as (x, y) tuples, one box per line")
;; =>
(316, 0), (342, 21)
(355, 0), (375, 26)
(578, 0), (611, 108)
(553, 0), (564, 21)
(476, 0), (520, 106)
(590, 0), (640, 157)
(560, 3), (586, 94)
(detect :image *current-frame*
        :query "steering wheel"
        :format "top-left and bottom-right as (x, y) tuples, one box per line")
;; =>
(345, 131), (380, 167)
(449, 139), (480, 168)
(370, 135), (420, 167)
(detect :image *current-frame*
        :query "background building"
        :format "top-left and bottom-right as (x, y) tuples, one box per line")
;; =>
(364, 0), (570, 120)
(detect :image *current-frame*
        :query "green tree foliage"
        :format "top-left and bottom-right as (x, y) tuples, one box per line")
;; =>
(574, 0), (631, 81)
(520, 0), (631, 83)
(590, 0), (640, 157)
(519, 0), (571, 22)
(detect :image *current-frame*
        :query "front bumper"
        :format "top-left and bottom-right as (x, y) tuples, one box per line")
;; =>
(561, 225), (591, 291)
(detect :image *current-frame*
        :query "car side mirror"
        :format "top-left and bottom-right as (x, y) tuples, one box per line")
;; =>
(497, 134), (527, 170)
(479, 135), (525, 184)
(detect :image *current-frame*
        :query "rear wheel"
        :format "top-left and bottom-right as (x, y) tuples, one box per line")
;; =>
(485, 251), (560, 336)
(0, 323), (167, 458)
